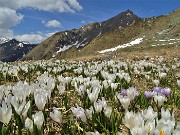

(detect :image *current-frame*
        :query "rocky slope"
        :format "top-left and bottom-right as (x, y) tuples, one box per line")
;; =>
(23, 8), (180, 61)
(56, 8), (180, 60)
(0, 38), (36, 62)
(22, 9), (138, 60)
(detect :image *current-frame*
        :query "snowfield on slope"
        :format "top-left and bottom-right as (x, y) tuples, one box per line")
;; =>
(98, 37), (144, 53)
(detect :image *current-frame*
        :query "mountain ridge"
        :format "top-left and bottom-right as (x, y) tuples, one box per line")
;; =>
(0, 38), (36, 62)
(2, 9), (180, 62)
(22, 9), (139, 60)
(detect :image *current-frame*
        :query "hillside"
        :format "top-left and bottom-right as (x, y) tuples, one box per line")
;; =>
(22, 9), (138, 60)
(22, 9), (180, 61)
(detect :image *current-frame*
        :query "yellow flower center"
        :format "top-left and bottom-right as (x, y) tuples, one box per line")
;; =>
(148, 125), (151, 133)
(3, 112), (7, 123)
(160, 129), (164, 135)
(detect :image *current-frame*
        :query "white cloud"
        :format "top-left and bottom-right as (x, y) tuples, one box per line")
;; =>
(0, 0), (82, 38)
(0, 7), (23, 38)
(15, 34), (46, 44)
(0, 0), (83, 13)
(15, 31), (57, 44)
(67, 0), (83, 11)
(44, 20), (61, 28)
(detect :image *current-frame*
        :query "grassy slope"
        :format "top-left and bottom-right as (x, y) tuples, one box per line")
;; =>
(23, 9), (180, 61)
(58, 9), (180, 61)
(57, 20), (148, 59)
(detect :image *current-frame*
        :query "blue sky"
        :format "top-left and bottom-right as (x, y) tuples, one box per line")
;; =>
(0, 0), (179, 43)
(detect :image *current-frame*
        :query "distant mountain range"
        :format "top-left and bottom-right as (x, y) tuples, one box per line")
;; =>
(0, 38), (36, 62)
(1, 9), (180, 62)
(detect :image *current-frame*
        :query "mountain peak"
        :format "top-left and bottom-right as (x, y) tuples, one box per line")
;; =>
(126, 9), (133, 13)
(0, 38), (37, 62)
(0, 37), (10, 44)
(23, 9), (139, 60)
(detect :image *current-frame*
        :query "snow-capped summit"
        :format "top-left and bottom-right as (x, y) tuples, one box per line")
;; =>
(0, 37), (10, 44)
(22, 41), (30, 44)
(0, 38), (37, 62)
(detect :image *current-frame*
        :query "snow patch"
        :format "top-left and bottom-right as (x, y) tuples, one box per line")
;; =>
(119, 26), (122, 29)
(76, 38), (87, 48)
(57, 45), (73, 53)
(18, 43), (24, 47)
(98, 32), (102, 37)
(98, 37), (144, 54)
(55, 38), (88, 56)
(22, 41), (30, 44)
(127, 13), (131, 16)
(0, 37), (10, 44)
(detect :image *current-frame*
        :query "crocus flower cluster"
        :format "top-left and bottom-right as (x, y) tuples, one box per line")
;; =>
(123, 106), (179, 135)
(0, 56), (179, 134)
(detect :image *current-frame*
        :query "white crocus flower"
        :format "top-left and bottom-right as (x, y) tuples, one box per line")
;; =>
(25, 118), (33, 133)
(153, 79), (160, 86)
(32, 111), (44, 130)
(71, 106), (87, 123)
(50, 107), (62, 124)
(154, 95), (166, 108)
(111, 83), (119, 90)
(102, 80), (109, 89)
(86, 131), (101, 135)
(0, 87), (4, 100)
(159, 72), (167, 79)
(100, 97), (107, 108)
(131, 127), (146, 135)
(161, 108), (171, 121)
(104, 106), (112, 118)
(94, 100), (103, 113)
(86, 106), (94, 118)
(124, 75), (131, 83)
(173, 122), (180, 135)
(133, 112), (144, 128)
(126, 87), (138, 101)
(76, 84), (86, 96)
(123, 111), (134, 129)
(177, 80), (180, 87)
(159, 108), (175, 131)
(87, 87), (100, 102)
(145, 75), (150, 80)
(120, 97), (130, 110)
(142, 106), (157, 122)
(22, 101), (30, 118)
(11, 96), (30, 118)
(144, 120), (155, 135)
(0, 101), (12, 124)
(34, 89), (47, 110)
(154, 122), (171, 135)
(57, 84), (65, 95)
(11, 96), (25, 115)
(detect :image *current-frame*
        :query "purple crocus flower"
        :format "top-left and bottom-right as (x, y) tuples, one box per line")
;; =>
(120, 89), (127, 96)
(161, 88), (171, 97)
(153, 86), (162, 94)
(145, 91), (154, 99)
